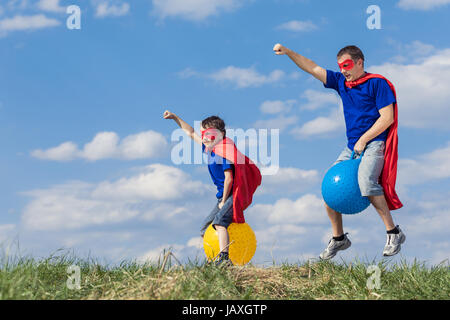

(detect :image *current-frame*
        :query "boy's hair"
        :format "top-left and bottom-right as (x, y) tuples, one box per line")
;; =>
(337, 45), (365, 64)
(202, 116), (226, 136)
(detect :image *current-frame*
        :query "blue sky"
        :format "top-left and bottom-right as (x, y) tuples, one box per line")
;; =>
(1, 0), (449, 266)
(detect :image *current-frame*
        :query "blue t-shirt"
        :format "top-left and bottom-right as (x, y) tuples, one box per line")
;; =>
(202, 144), (234, 199)
(324, 70), (396, 150)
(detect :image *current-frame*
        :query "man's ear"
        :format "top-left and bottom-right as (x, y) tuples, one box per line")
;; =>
(357, 58), (364, 67)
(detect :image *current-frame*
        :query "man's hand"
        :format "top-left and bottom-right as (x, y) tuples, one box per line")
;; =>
(273, 43), (290, 55)
(354, 138), (368, 155)
(218, 201), (224, 210)
(163, 110), (176, 120)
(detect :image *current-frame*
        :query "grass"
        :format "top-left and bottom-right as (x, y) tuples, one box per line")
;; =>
(0, 250), (448, 300)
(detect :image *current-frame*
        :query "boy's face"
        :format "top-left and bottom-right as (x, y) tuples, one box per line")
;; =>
(200, 126), (223, 148)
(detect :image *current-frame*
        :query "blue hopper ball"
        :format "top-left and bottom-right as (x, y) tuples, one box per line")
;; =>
(321, 152), (370, 214)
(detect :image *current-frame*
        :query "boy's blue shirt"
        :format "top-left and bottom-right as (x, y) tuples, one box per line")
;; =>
(202, 143), (234, 199)
(324, 69), (396, 150)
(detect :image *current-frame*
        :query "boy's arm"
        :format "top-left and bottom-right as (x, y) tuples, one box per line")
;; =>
(219, 169), (233, 209)
(354, 104), (394, 154)
(273, 43), (327, 84)
(163, 110), (203, 145)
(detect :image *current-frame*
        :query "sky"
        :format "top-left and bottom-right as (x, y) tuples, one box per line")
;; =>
(1, 0), (449, 267)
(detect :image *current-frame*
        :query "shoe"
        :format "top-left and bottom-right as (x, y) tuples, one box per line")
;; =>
(215, 252), (233, 267)
(319, 233), (351, 260)
(383, 226), (406, 257)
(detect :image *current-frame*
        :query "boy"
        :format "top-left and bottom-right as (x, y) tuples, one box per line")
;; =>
(273, 44), (405, 259)
(163, 110), (261, 265)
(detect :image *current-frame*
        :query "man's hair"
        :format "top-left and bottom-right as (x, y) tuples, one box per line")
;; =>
(201, 115), (226, 136)
(337, 45), (365, 64)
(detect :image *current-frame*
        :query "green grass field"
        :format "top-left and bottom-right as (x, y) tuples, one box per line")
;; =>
(0, 251), (448, 300)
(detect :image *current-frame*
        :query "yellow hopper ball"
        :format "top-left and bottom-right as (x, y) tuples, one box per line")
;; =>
(203, 223), (257, 266)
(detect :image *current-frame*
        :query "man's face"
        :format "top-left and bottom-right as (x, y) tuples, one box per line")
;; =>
(200, 126), (223, 148)
(337, 53), (363, 81)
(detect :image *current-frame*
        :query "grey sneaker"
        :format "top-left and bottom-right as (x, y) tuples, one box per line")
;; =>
(215, 252), (233, 267)
(319, 233), (351, 260)
(383, 226), (406, 257)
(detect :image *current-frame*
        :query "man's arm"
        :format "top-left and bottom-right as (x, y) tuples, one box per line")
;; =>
(273, 43), (327, 84)
(219, 169), (233, 209)
(163, 110), (202, 145)
(354, 104), (394, 154)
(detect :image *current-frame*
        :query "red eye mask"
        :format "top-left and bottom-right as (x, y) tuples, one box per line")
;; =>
(338, 59), (355, 71)
(201, 128), (218, 141)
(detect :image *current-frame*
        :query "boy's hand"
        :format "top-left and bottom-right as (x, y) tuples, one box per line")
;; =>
(273, 43), (289, 55)
(218, 201), (225, 209)
(163, 110), (176, 120)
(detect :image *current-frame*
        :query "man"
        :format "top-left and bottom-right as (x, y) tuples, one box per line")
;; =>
(273, 44), (405, 259)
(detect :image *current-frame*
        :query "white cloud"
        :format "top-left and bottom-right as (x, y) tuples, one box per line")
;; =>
(253, 114), (298, 132)
(0, 224), (16, 243)
(0, 14), (60, 33)
(248, 193), (327, 225)
(299, 89), (340, 111)
(259, 99), (296, 114)
(94, 0), (130, 18)
(256, 167), (319, 195)
(31, 130), (168, 162)
(209, 66), (285, 88)
(37, 0), (65, 13)
(138, 243), (185, 263)
(31, 141), (79, 161)
(397, 0), (450, 10)
(82, 131), (119, 161)
(151, 0), (242, 21)
(21, 164), (208, 230)
(290, 107), (344, 139)
(186, 236), (203, 249)
(276, 20), (317, 32)
(398, 142), (450, 186)
(92, 164), (206, 201)
(368, 48), (450, 129)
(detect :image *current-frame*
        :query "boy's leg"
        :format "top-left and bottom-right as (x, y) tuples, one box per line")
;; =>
(212, 196), (234, 254)
(215, 226), (230, 253)
(200, 201), (221, 237)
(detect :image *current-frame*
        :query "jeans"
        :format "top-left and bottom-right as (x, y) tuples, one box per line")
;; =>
(333, 140), (386, 197)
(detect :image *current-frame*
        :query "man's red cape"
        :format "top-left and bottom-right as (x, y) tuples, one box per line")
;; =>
(206, 137), (262, 223)
(346, 73), (403, 210)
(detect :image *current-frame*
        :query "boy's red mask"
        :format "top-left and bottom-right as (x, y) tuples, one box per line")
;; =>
(338, 59), (355, 71)
(201, 128), (218, 141)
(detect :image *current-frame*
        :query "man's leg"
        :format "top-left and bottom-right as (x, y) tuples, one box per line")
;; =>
(320, 205), (352, 260)
(359, 141), (406, 256)
(319, 147), (353, 260)
(369, 195), (395, 231)
(325, 203), (344, 237)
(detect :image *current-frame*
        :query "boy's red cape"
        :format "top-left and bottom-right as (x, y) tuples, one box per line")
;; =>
(345, 73), (403, 210)
(206, 137), (262, 223)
